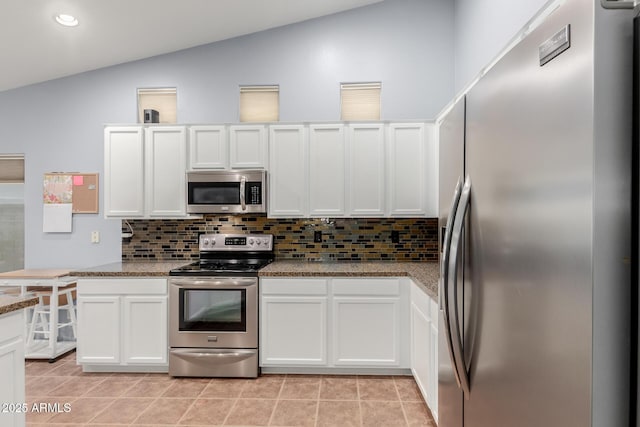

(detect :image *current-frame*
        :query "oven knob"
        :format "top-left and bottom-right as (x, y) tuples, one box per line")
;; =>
(262, 238), (269, 246)
(256, 240), (262, 246)
(211, 238), (216, 246)
(202, 238), (210, 246)
(248, 238), (254, 245)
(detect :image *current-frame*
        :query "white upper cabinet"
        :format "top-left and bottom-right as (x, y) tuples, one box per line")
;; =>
(104, 125), (187, 218)
(309, 124), (346, 216)
(188, 125), (228, 170)
(387, 123), (436, 217)
(229, 125), (268, 169)
(269, 125), (308, 217)
(145, 126), (187, 217)
(347, 123), (385, 216)
(104, 126), (145, 217)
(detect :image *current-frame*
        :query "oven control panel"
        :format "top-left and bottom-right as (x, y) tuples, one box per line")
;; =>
(199, 233), (273, 251)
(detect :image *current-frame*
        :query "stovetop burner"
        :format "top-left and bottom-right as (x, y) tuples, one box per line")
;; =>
(169, 233), (274, 277)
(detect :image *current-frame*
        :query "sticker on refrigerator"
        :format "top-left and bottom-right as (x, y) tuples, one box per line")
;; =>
(539, 24), (571, 66)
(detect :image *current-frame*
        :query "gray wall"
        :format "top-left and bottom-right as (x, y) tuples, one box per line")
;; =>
(453, 0), (551, 92)
(0, 0), (454, 269)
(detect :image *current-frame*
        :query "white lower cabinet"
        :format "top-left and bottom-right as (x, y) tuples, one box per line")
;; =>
(260, 279), (328, 366)
(0, 310), (26, 427)
(260, 277), (408, 369)
(410, 280), (438, 421)
(77, 278), (168, 371)
(332, 279), (402, 366)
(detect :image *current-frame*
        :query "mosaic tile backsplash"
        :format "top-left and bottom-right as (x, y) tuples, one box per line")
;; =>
(122, 215), (439, 262)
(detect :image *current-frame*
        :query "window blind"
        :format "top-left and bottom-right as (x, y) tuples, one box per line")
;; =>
(0, 155), (24, 183)
(341, 82), (381, 121)
(137, 87), (177, 123)
(240, 86), (279, 122)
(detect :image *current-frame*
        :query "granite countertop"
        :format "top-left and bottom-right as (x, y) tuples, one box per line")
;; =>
(70, 260), (440, 300)
(70, 261), (190, 277)
(0, 294), (39, 316)
(259, 261), (439, 300)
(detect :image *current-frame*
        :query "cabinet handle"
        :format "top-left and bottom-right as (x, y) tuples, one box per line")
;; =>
(240, 176), (246, 211)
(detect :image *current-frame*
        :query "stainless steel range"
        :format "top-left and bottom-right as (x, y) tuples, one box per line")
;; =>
(168, 233), (274, 378)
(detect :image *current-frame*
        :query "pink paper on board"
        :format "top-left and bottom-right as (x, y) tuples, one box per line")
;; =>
(73, 175), (83, 186)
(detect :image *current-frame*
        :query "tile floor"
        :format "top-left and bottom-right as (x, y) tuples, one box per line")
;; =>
(25, 351), (436, 426)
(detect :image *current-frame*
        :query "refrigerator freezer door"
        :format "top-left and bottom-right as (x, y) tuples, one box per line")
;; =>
(463, 2), (593, 426)
(438, 97), (465, 427)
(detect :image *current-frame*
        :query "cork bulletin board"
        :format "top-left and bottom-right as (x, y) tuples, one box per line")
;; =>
(44, 173), (99, 213)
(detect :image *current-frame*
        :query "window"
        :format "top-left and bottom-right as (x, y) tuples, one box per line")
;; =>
(340, 82), (381, 121)
(137, 87), (177, 123)
(239, 85), (279, 122)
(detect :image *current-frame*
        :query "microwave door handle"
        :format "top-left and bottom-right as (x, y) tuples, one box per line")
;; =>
(240, 176), (247, 211)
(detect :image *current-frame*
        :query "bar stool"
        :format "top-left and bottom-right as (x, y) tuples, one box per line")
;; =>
(26, 285), (77, 346)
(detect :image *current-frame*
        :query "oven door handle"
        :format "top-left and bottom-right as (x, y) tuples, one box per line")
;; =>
(170, 278), (257, 288)
(171, 348), (256, 363)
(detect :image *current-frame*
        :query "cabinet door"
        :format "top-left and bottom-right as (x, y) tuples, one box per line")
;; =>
(0, 311), (25, 427)
(189, 125), (228, 170)
(261, 296), (327, 366)
(347, 124), (385, 216)
(77, 296), (121, 364)
(387, 123), (426, 216)
(145, 126), (187, 217)
(429, 297), (439, 420)
(268, 125), (308, 217)
(123, 296), (168, 365)
(104, 126), (144, 217)
(309, 124), (346, 216)
(332, 297), (401, 366)
(229, 125), (267, 169)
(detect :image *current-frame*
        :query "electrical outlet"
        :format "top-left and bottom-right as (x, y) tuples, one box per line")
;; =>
(391, 230), (400, 243)
(91, 231), (100, 243)
(314, 230), (322, 243)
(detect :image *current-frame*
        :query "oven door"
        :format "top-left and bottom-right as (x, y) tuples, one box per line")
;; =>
(169, 277), (258, 349)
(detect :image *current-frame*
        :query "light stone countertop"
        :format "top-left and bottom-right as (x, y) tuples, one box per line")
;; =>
(259, 261), (439, 300)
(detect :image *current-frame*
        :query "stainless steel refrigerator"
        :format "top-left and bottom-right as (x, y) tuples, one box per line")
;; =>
(438, 0), (634, 426)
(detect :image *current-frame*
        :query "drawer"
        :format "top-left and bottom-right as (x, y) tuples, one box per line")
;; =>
(78, 278), (167, 295)
(260, 278), (328, 295)
(332, 278), (400, 296)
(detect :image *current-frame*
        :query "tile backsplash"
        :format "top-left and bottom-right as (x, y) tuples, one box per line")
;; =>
(122, 215), (438, 262)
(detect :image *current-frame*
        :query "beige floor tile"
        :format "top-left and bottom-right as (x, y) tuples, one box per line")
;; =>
(88, 397), (155, 424)
(224, 398), (276, 426)
(317, 400), (361, 427)
(319, 376), (358, 400)
(403, 401), (436, 426)
(47, 376), (107, 397)
(361, 400), (407, 427)
(133, 397), (193, 425)
(394, 377), (424, 402)
(124, 379), (174, 398)
(25, 360), (60, 376)
(43, 361), (84, 377)
(178, 397), (235, 425)
(270, 399), (318, 427)
(201, 378), (250, 398)
(280, 377), (321, 400)
(240, 376), (284, 399)
(162, 378), (211, 398)
(46, 397), (115, 424)
(26, 375), (72, 397)
(84, 377), (141, 397)
(358, 377), (400, 400)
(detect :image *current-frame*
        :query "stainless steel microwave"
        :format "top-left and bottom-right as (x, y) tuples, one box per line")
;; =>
(186, 170), (267, 214)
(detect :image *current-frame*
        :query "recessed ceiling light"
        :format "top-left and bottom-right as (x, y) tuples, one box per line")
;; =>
(55, 14), (79, 27)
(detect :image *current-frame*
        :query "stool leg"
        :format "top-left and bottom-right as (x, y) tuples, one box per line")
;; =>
(26, 305), (40, 347)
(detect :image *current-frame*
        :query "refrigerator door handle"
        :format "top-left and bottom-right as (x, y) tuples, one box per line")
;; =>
(448, 175), (472, 399)
(440, 178), (464, 387)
